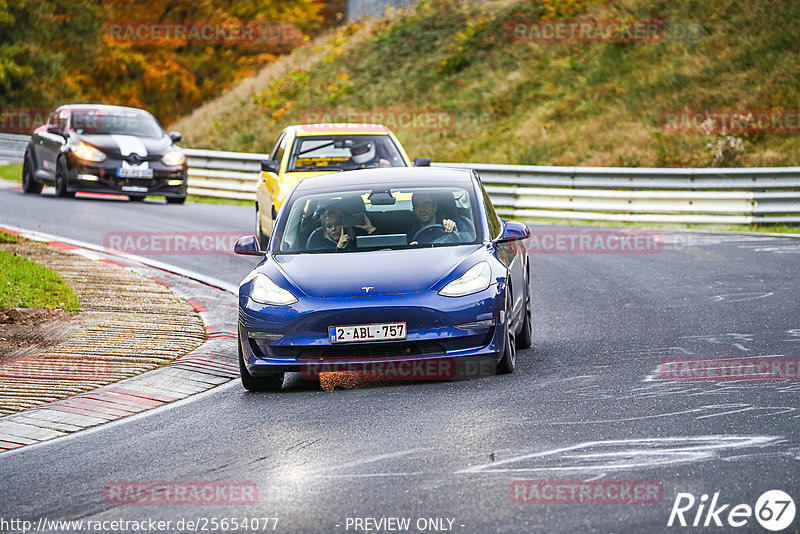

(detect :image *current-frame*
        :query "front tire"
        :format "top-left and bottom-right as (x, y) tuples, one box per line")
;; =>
(496, 291), (517, 374)
(22, 151), (43, 194)
(239, 341), (284, 391)
(515, 295), (532, 349)
(54, 157), (75, 198)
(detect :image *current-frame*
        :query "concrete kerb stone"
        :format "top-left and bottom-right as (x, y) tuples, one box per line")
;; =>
(0, 225), (240, 452)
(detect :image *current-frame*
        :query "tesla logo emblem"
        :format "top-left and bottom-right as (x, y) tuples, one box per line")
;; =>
(362, 286), (374, 293)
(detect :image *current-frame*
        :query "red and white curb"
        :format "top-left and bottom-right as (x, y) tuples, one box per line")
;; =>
(0, 226), (241, 452)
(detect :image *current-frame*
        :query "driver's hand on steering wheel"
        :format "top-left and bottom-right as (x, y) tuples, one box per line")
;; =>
(443, 218), (457, 233)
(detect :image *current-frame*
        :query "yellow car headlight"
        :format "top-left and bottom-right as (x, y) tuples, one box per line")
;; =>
(71, 142), (106, 162)
(161, 151), (186, 166)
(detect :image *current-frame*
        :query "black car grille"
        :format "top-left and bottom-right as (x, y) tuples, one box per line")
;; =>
(295, 341), (446, 361)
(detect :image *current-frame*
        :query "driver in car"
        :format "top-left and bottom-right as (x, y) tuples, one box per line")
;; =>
(350, 142), (391, 168)
(409, 192), (458, 245)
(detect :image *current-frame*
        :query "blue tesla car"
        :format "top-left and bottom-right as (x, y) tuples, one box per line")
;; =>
(234, 167), (531, 391)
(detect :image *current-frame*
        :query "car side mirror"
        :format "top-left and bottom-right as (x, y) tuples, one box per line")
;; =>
(169, 131), (182, 143)
(234, 235), (263, 256)
(413, 157), (431, 167)
(496, 220), (530, 243)
(261, 160), (279, 174)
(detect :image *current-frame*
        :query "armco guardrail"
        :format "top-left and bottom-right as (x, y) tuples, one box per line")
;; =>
(184, 149), (800, 224)
(2, 137), (798, 224)
(184, 148), (267, 201)
(0, 133), (28, 165)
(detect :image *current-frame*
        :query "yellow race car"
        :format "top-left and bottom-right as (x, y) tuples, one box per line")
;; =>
(255, 123), (430, 247)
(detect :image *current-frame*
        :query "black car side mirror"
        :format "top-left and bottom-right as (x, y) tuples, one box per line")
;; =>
(413, 157), (431, 167)
(261, 160), (279, 174)
(169, 131), (182, 143)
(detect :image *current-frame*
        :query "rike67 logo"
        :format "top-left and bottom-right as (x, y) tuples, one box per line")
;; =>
(668, 490), (795, 531)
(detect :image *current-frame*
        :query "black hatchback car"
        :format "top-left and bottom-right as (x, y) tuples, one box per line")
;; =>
(22, 104), (187, 203)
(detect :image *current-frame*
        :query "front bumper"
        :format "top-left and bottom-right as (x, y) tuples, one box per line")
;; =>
(66, 155), (187, 198)
(238, 286), (506, 377)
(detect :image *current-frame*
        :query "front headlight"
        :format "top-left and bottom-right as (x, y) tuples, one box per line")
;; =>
(161, 151), (186, 166)
(438, 262), (492, 297)
(71, 142), (106, 162)
(250, 273), (298, 306)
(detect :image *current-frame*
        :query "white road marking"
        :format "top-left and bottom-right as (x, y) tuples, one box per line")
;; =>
(456, 436), (781, 474)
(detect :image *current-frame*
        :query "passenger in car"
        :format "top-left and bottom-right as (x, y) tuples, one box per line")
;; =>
(306, 208), (378, 251)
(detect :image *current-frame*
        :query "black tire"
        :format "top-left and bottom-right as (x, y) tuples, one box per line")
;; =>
(54, 157), (75, 198)
(516, 266), (533, 349)
(128, 195), (146, 202)
(22, 151), (43, 194)
(166, 196), (186, 204)
(496, 291), (516, 374)
(239, 341), (284, 391)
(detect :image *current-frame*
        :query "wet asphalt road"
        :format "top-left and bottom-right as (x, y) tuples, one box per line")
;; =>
(1, 182), (799, 533)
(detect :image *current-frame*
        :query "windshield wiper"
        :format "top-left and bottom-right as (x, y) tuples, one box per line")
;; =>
(292, 165), (344, 172)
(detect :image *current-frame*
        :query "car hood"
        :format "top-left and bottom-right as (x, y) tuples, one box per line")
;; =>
(271, 245), (486, 298)
(76, 134), (174, 158)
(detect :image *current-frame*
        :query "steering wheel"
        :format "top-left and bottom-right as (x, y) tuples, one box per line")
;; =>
(412, 224), (461, 245)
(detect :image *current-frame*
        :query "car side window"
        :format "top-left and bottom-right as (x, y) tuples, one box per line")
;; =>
(57, 110), (69, 131)
(480, 182), (501, 239)
(271, 133), (288, 165)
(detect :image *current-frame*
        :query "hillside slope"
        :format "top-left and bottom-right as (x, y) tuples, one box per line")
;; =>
(172, 0), (800, 168)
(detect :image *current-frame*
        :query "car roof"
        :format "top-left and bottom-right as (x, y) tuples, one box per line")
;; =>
(293, 123), (391, 136)
(57, 104), (154, 115)
(293, 167), (475, 193)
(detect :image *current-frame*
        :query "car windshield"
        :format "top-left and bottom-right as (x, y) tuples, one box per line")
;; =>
(276, 185), (481, 254)
(287, 135), (405, 172)
(69, 109), (165, 138)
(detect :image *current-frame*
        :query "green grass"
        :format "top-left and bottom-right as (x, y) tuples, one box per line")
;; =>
(0, 230), (20, 243)
(0, 247), (80, 312)
(0, 164), (22, 183)
(187, 195), (252, 206)
(173, 0), (800, 168)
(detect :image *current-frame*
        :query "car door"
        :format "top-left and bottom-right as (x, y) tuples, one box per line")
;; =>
(36, 109), (69, 182)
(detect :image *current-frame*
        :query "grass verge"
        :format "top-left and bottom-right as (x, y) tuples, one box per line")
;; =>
(0, 163), (22, 182)
(0, 230), (80, 312)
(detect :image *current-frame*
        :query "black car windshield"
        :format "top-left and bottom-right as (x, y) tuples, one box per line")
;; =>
(276, 186), (481, 254)
(69, 109), (165, 138)
(287, 135), (405, 172)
